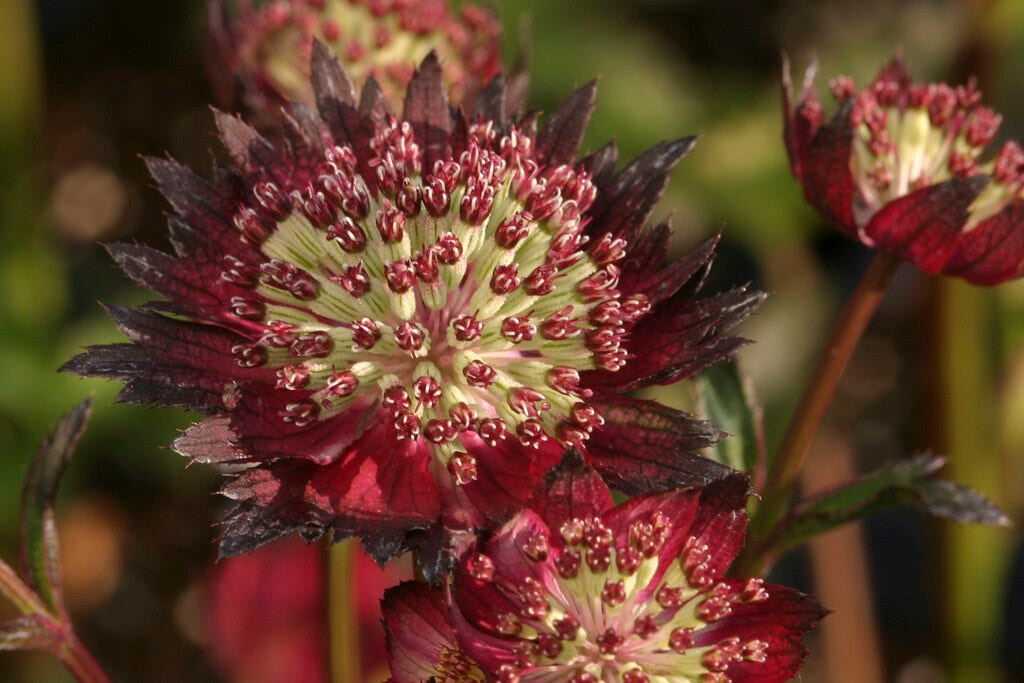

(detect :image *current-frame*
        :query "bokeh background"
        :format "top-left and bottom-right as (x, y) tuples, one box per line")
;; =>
(1, 0), (1023, 680)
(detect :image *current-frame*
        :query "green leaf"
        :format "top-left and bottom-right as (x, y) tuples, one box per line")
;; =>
(772, 454), (1009, 554)
(19, 398), (92, 615)
(694, 359), (763, 473)
(0, 614), (60, 653)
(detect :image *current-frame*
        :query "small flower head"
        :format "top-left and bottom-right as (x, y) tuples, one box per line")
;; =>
(211, 0), (501, 110)
(64, 49), (761, 573)
(428, 455), (825, 682)
(784, 53), (1024, 285)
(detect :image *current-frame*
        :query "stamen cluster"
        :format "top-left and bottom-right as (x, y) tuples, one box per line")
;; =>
(225, 116), (645, 485)
(460, 512), (770, 682)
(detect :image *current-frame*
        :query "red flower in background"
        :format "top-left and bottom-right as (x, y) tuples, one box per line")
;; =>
(384, 454), (825, 682)
(784, 53), (1024, 285)
(210, 0), (502, 113)
(206, 537), (328, 683)
(63, 47), (761, 576)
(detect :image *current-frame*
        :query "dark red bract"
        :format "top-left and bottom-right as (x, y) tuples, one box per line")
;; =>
(784, 53), (1024, 285)
(63, 48), (762, 575)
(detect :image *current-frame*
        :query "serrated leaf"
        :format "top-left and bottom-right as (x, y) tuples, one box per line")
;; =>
(694, 359), (763, 473)
(0, 614), (60, 652)
(772, 454), (1010, 554)
(20, 399), (92, 614)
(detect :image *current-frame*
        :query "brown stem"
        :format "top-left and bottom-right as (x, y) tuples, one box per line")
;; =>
(749, 251), (901, 552)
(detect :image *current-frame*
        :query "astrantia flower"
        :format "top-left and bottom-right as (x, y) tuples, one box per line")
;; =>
(210, 0), (502, 112)
(63, 48), (761, 572)
(383, 581), (487, 682)
(391, 454), (825, 682)
(784, 54), (1024, 285)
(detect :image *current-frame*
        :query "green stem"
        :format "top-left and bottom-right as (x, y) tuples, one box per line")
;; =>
(936, 279), (1007, 682)
(328, 540), (359, 683)
(749, 251), (901, 556)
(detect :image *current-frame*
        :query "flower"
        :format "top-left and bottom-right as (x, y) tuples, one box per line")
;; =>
(206, 537), (329, 683)
(63, 48), (762, 574)
(383, 581), (487, 683)
(783, 53), (1024, 285)
(206, 538), (411, 681)
(388, 454), (825, 683)
(209, 0), (502, 113)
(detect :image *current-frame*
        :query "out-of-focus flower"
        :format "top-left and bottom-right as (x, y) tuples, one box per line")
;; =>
(63, 48), (761, 575)
(206, 537), (328, 683)
(207, 538), (411, 682)
(384, 454), (825, 682)
(784, 53), (1024, 285)
(383, 581), (486, 683)
(210, 0), (502, 114)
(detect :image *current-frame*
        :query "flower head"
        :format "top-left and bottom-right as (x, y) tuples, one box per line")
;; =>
(784, 53), (1024, 285)
(386, 454), (825, 682)
(210, 0), (502, 112)
(63, 48), (762, 573)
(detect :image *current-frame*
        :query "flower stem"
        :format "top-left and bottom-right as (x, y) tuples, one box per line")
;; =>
(749, 251), (901, 554)
(59, 632), (113, 683)
(2, 560), (112, 683)
(0, 557), (46, 616)
(328, 540), (359, 683)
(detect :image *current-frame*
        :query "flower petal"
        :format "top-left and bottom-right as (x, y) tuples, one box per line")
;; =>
(795, 97), (859, 237)
(584, 395), (732, 495)
(403, 51), (452, 171)
(535, 81), (597, 167)
(532, 449), (616, 532)
(863, 176), (987, 274)
(218, 422), (442, 561)
(587, 137), (697, 243)
(586, 285), (763, 393)
(384, 581), (485, 683)
(61, 306), (259, 412)
(693, 584), (828, 683)
(943, 196), (1024, 284)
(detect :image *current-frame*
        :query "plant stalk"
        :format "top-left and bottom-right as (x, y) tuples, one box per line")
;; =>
(0, 558), (45, 616)
(59, 632), (113, 683)
(328, 540), (359, 683)
(750, 251), (901, 552)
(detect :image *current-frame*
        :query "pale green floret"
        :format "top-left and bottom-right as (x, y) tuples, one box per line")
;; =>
(964, 172), (1020, 232)
(237, 125), (624, 470)
(851, 105), (978, 228)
